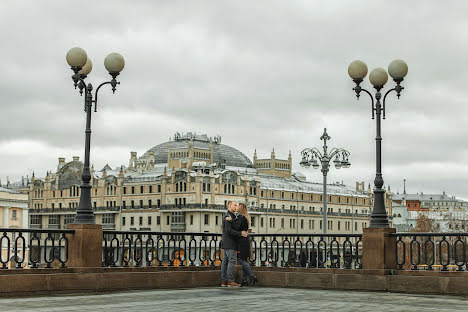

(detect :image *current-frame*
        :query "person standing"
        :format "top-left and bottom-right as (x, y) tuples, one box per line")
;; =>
(228, 202), (257, 286)
(221, 201), (247, 287)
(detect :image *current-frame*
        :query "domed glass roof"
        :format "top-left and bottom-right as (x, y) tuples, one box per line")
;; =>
(142, 133), (253, 168)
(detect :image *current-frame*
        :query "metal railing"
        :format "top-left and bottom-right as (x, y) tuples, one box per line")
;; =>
(249, 234), (362, 269)
(391, 232), (468, 271)
(0, 228), (74, 269)
(102, 231), (222, 267)
(102, 230), (362, 269)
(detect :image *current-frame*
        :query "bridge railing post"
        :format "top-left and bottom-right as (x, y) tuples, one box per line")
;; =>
(67, 224), (103, 268)
(362, 227), (396, 271)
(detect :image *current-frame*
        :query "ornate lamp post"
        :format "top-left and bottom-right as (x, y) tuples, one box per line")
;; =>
(347, 59), (408, 228)
(65, 47), (125, 224)
(300, 128), (351, 233)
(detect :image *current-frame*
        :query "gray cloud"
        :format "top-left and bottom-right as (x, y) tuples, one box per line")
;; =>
(1, 0), (468, 199)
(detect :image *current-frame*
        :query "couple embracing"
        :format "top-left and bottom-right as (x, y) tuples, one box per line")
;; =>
(221, 200), (257, 287)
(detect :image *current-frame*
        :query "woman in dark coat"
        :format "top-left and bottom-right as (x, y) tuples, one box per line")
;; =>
(226, 202), (257, 286)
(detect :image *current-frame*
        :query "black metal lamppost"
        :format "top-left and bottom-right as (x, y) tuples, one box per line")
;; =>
(347, 59), (408, 228)
(300, 128), (351, 234)
(65, 47), (125, 224)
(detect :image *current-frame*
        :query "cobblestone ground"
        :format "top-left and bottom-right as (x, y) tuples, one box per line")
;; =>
(1, 288), (467, 312)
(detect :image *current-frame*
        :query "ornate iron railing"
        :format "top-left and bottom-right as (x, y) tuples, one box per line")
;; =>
(391, 232), (468, 271)
(0, 228), (74, 269)
(102, 231), (362, 269)
(249, 234), (362, 269)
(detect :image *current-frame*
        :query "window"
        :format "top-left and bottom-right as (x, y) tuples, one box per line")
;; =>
(190, 215), (194, 225)
(251, 216), (255, 227)
(29, 215), (42, 229)
(355, 222), (358, 231)
(123, 201), (126, 209)
(123, 187), (127, 194)
(281, 218), (284, 228)
(157, 216), (160, 225)
(132, 186), (135, 194)
(131, 200), (135, 209)
(48, 215), (60, 229)
(158, 185), (161, 193)
(261, 217), (264, 227)
(157, 199), (161, 207)
(301, 219), (304, 229)
(131, 217), (134, 225)
(338, 221), (341, 230)
(148, 216), (152, 225)
(216, 215), (219, 225)
(140, 185), (144, 194)
(64, 214), (74, 225)
(148, 200), (152, 208)
(204, 214), (209, 225)
(320, 220), (323, 230)
(122, 217), (126, 226)
(102, 213), (115, 224)
(140, 200), (143, 208)
(167, 215), (170, 225)
(139, 216), (143, 225)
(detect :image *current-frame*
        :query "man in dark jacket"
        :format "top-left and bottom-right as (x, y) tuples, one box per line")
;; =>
(221, 201), (247, 287)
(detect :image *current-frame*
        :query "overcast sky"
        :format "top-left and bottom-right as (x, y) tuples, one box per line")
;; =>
(1, 1), (468, 199)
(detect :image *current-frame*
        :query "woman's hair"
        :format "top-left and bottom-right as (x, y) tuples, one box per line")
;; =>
(238, 202), (249, 225)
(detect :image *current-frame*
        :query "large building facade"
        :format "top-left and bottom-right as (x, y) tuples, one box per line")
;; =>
(27, 132), (381, 234)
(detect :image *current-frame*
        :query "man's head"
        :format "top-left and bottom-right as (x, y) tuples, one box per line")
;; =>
(227, 200), (238, 213)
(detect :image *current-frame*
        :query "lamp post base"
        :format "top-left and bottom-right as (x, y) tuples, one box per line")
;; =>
(369, 189), (389, 228)
(74, 184), (95, 224)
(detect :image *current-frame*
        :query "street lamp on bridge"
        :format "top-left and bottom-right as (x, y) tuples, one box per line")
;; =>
(347, 59), (408, 228)
(300, 128), (351, 234)
(66, 47), (125, 224)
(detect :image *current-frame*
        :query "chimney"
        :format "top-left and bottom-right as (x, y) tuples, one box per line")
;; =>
(72, 156), (80, 162)
(129, 151), (137, 169)
(58, 157), (66, 171)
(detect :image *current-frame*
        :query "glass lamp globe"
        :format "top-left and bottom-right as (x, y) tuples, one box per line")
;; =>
(388, 59), (408, 80)
(78, 58), (93, 76)
(369, 68), (388, 87)
(66, 47), (87, 68)
(104, 53), (125, 74)
(348, 60), (368, 79)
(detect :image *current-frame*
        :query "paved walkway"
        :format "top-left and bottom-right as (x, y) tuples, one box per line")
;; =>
(1, 288), (467, 312)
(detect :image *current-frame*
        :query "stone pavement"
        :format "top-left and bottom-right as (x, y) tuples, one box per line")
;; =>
(0, 287), (467, 312)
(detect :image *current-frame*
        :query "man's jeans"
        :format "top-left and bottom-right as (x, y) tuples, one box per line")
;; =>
(238, 258), (254, 281)
(221, 249), (236, 282)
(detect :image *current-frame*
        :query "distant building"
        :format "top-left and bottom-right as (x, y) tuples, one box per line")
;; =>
(24, 132), (379, 234)
(0, 186), (29, 266)
(392, 192), (468, 232)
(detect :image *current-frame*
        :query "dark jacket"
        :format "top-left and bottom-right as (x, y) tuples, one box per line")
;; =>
(221, 210), (241, 250)
(232, 215), (250, 260)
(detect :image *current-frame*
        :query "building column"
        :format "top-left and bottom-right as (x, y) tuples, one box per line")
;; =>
(3, 206), (9, 227)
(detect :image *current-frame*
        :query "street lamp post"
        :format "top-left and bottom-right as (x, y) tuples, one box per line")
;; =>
(347, 59), (408, 228)
(300, 128), (351, 234)
(66, 47), (125, 224)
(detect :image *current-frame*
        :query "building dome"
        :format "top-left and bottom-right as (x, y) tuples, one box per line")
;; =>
(142, 132), (253, 168)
